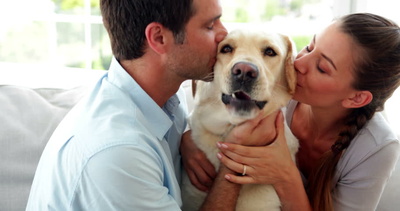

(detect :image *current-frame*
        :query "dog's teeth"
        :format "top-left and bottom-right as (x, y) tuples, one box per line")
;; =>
(232, 93), (236, 98)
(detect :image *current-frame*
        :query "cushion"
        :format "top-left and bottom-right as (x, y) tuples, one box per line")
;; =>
(0, 85), (87, 211)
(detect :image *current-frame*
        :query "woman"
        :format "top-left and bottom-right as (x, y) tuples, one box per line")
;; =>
(181, 13), (400, 210)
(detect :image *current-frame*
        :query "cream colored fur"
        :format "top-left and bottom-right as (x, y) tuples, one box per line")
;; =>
(181, 29), (299, 211)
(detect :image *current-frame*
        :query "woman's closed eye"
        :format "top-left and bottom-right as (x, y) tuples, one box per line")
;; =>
(317, 65), (327, 74)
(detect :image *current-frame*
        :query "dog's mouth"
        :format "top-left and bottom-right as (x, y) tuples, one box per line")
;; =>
(221, 92), (267, 111)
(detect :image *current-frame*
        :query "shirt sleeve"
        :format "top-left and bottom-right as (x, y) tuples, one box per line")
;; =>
(70, 144), (181, 211)
(333, 140), (400, 211)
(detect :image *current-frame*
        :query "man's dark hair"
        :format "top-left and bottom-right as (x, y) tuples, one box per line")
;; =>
(101, 0), (195, 61)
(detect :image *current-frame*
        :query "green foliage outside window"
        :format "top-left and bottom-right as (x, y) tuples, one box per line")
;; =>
(52, 0), (99, 10)
(262, 0), (288, 21)
(292, 35), (312, 53)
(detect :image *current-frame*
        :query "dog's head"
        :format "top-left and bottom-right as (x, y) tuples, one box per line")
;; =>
(213, 29), (296, 124)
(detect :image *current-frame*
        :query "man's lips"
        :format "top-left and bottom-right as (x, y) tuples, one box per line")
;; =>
(221, 92), (267, 110)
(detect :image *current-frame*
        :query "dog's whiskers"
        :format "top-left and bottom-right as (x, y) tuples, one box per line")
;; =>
(201, 72), (215, 82)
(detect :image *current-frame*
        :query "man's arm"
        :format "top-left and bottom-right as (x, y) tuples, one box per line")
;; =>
(200, 165), (241, 210)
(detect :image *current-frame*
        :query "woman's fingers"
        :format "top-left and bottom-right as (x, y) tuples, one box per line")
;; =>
(217, 151), (264, 185)
(217, 141), (270, 159)
(224, 173), (256, 185)
(271, 111), (286, 146)
(217, 151), (251, 175)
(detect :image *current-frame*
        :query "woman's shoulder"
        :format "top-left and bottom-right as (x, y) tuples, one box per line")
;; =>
(340, 112), (399, 170)
(363, 112), (399, 147)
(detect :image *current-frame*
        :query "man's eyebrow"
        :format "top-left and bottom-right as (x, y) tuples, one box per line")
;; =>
(315, 34), (337, 70)
(209, 14), (222, 23)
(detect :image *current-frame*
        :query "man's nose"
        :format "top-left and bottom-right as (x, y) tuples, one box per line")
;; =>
(216, 25), (228, 43)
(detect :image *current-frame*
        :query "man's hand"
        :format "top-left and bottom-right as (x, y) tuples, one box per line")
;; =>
(180, 131), (216, 192)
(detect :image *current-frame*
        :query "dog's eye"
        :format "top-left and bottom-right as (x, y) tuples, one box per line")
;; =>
(220, 45), (233, 54)
(264, 47), (277, 57)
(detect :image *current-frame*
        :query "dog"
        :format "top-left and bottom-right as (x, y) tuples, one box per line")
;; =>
(181, 29), (299, 210)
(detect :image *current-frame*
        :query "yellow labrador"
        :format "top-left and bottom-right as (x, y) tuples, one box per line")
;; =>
(181, 29), (299, 211)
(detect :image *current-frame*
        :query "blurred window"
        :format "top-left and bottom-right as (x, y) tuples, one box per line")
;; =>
(0, 0), (110, 70)
(0, 0), (399, 70)
(220, 0), (335, 52)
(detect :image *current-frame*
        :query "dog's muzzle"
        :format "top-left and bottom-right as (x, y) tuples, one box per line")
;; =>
(221, 62), (267, 112)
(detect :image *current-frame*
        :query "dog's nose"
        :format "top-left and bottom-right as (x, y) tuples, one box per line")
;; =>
(231, 62), (259, 82)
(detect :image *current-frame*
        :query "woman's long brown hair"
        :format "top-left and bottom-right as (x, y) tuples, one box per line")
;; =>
(307, 13), (400, 211)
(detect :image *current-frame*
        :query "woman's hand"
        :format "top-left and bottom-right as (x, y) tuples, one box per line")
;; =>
(217, 112), (298, 185)
(180, 131), (216, 192)
(225, 110), (280, 146)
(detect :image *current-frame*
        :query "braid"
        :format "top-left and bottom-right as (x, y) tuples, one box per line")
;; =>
(332, 107), (374, 154)
(308, 107), (374, 211)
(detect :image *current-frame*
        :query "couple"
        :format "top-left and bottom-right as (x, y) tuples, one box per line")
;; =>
(27, 0), (400, 210)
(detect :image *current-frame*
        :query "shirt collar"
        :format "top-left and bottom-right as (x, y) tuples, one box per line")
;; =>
(107, 57), (178, 141)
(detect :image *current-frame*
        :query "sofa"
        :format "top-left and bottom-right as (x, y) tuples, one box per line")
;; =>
(0, 64), (399, 210)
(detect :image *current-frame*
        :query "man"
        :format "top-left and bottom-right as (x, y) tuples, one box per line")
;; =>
(26, 0), (240, 210)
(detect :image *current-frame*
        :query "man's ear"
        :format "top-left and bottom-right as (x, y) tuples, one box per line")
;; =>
(342, 91), (373, 108)
(145, 22), (170, 54)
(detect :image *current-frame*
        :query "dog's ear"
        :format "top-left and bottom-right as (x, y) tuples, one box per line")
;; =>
(283, 35), (297, 95)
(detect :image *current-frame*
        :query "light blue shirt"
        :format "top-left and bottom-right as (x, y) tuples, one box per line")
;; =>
(26, 58), (187, 210)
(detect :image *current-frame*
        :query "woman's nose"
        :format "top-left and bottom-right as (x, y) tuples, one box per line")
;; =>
(294, 54), (308, 74)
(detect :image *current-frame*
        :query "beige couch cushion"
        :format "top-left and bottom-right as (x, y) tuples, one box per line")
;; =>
(0, 85), (86, 211)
